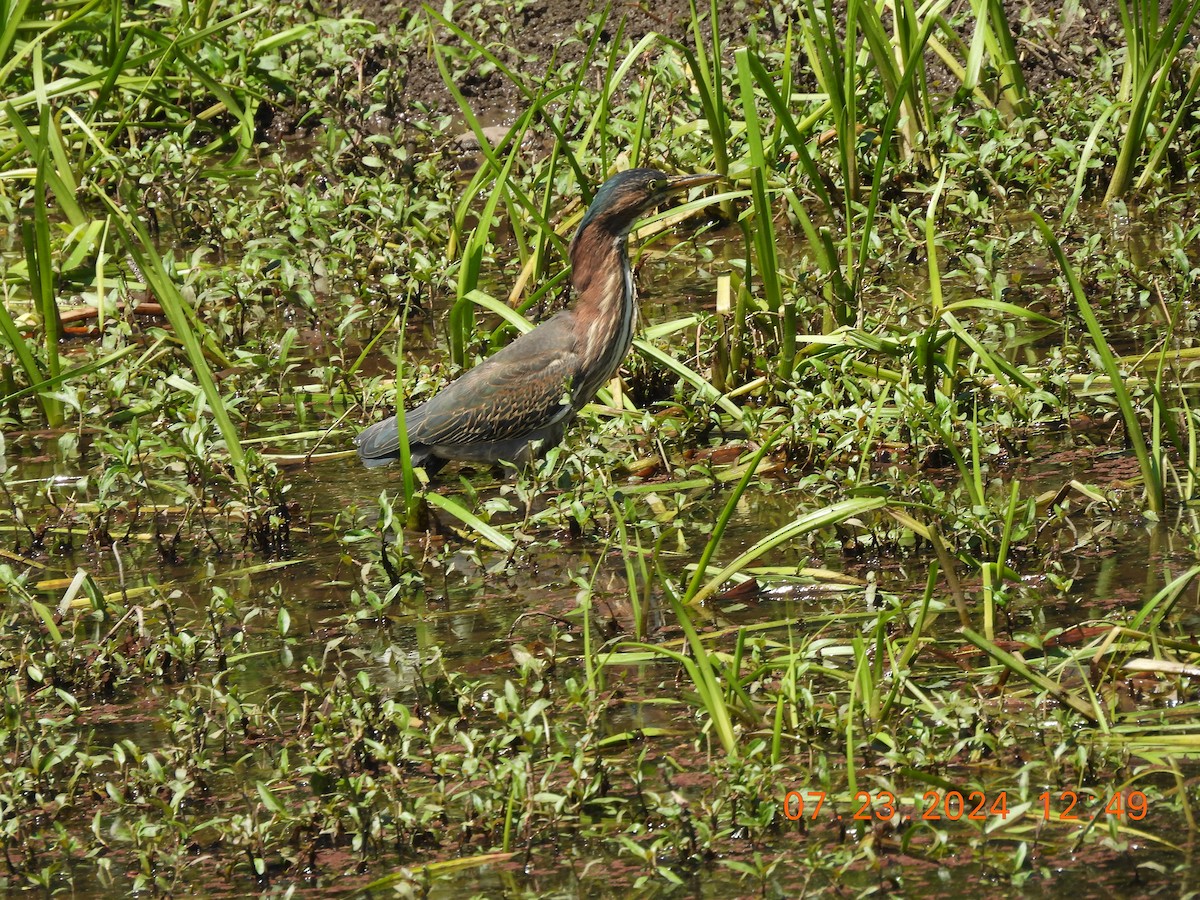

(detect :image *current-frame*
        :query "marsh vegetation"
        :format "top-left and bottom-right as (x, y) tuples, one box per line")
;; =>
(3, 0), (1200, 895)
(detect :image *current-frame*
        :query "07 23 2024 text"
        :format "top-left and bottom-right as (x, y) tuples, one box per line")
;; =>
(783, 790), (1150, 823)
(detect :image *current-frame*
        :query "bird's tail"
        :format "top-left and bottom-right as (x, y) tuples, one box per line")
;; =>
(355, 416), (403, 467)
(355, 408), (431, 469)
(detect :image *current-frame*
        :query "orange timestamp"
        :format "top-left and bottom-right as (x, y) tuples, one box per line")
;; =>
(783, 789), (1150, 822)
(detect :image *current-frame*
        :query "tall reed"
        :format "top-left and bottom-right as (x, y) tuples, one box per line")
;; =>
(1033, 213), (1163, 513)
(1105, 0), (1200, 201)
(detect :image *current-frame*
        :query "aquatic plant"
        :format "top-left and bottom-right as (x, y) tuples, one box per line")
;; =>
(2, 0), (1200, 895)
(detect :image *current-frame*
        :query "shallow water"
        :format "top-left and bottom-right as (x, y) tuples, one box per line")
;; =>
(4, 202), (1200, 895)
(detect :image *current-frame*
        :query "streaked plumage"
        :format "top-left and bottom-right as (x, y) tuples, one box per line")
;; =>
(356, 169), (719, 474)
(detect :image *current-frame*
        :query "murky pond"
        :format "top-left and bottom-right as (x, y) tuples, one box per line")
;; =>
(10, 0), (1200, 875)
(5, 193), (1200, 895)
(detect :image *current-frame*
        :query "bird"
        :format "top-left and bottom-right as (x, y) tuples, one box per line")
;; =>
(355, 168), (720, 475)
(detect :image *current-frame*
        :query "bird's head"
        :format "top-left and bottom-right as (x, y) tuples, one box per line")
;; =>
(577, 168), (720, 239)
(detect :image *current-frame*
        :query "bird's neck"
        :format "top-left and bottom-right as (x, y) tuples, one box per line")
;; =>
(569, 220), (637, 404)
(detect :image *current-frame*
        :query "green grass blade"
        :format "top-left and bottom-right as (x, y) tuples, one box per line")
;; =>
(689, 497), (888, 605)
(683, 428), (787, 603)
(742, 49), (834, 216)
(0, 286), (52, 421)
(1032, 212), (1161, 512)
(960, 628), (1101, 723)
(0, 344), (139, 406)
(633, 338), (744, 422)
(101, 195), (248, 488)
(424, 492), (515, 552)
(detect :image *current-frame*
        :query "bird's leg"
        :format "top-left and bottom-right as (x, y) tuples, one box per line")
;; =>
(422, 456), (449, 478)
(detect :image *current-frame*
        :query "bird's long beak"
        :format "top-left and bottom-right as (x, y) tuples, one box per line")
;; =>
(665, 172), (722, 193)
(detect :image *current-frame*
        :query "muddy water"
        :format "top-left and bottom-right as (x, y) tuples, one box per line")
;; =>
(9, 207), (1198, 664)
(5, 207), (1199, 895)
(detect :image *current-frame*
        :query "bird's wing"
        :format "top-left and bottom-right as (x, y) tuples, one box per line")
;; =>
(406, 317), (580, 448)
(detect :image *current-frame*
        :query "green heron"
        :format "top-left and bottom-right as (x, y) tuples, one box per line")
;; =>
(356, 168), (719, 475)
